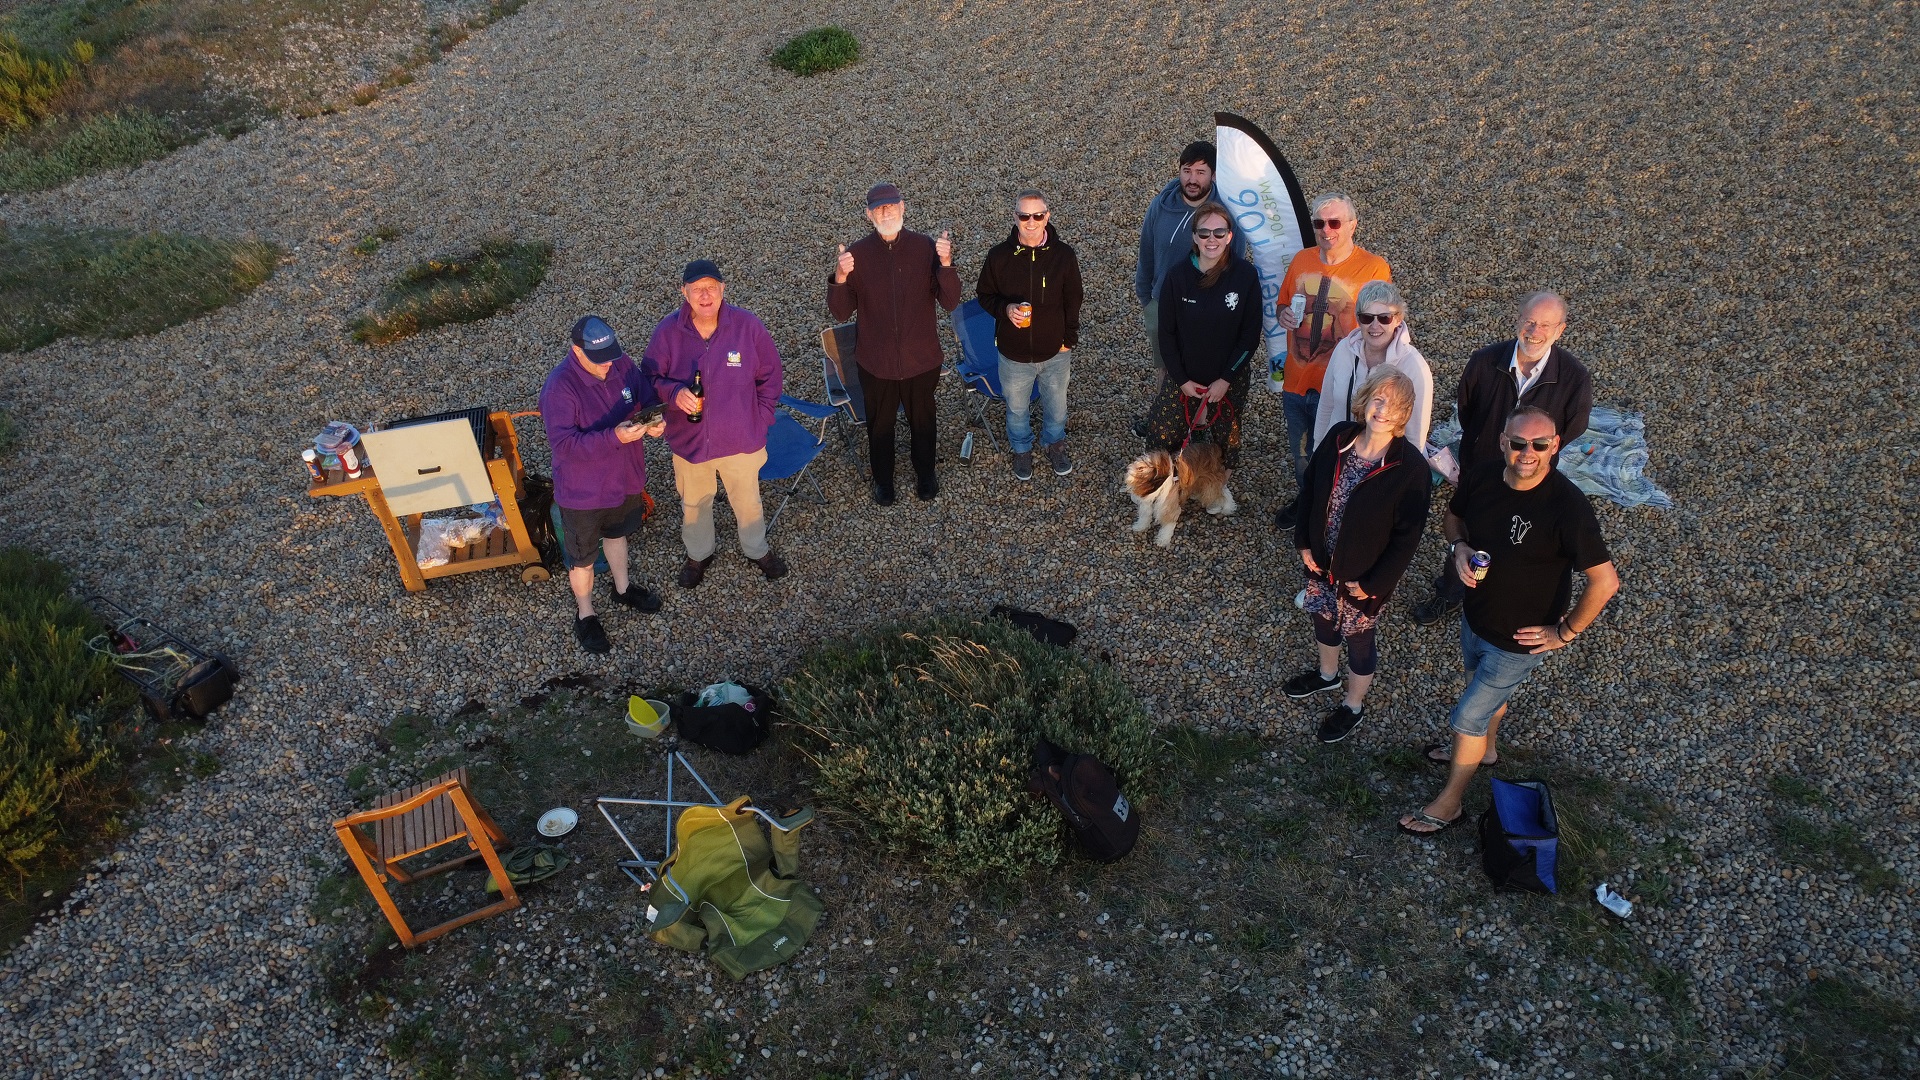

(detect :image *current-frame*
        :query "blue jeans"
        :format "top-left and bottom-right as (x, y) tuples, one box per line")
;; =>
(1449, 620), (1548, 736)
(1281, 389), (1320, 486)
(999, 351), (1071, 454)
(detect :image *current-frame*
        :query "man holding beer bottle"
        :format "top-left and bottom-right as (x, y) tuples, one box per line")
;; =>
(643, 260), (789, 590)
(1397, 406), (1619, 835)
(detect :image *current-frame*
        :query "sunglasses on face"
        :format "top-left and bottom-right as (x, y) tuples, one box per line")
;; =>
(1355, 311), (1398, 325)
(1311, 218), (1345, 231)
(1017, 211), (1049, 221)
(1504, 436), (1555, 452)
(1193, 228), (1231, 239)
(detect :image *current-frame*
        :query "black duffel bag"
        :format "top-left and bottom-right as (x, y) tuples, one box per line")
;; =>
(673, 684), (775, 755)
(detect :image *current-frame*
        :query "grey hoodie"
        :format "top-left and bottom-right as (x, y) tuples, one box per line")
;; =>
(1134, 178), (1249, 304)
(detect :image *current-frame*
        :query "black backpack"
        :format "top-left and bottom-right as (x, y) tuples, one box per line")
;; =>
(673, 684), (775, 755)
(989, 604), (1078, 648)
(1027, 739), (1139, 862)
(518, 472), (561, 570)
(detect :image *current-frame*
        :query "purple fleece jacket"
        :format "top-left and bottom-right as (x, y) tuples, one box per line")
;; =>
(643, 302), (784, 465)
(539, 350), (658, 510)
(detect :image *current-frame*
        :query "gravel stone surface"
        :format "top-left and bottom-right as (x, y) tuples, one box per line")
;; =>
(0, 0), (1914, 1075)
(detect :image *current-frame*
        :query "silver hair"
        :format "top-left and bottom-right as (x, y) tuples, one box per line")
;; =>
(1014, 188), (1048, 208)
(1355, 280), (1407, 320)
(1310, 191), (1356, 220)
(1518, 289), (1568, 321)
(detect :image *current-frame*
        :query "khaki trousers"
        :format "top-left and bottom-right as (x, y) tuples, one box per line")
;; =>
(671, 448), (769, 561)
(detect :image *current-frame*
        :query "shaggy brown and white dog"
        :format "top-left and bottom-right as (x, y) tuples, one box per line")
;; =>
(1125, 442), (1237, 547)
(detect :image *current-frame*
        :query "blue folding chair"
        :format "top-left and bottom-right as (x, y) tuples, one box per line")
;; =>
(948, 299), (1037, 452)
(761, 394), (837, 533)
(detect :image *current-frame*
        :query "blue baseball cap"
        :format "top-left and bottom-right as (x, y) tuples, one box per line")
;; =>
(865, 182), (903, 209)
(570, 315), (624, 364)
(682, 259), (725, 284)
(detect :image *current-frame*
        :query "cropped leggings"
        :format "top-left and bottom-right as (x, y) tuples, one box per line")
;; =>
(1311, 612), (1378, 677)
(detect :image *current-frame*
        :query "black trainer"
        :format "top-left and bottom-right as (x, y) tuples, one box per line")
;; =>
(916, 473), (940, 501)
(871, 482), (896, 506)
(1412, 594), (1461, 626)
(1282, 668), (1342, 700)
(610, 582), (663, 612)
(1316, 704), (1365, 744)
(574, 615), (610, 654)
(1273, 503), (1300, 531)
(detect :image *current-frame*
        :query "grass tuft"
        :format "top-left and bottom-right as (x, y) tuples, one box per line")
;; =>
(1771, 811), (1900, 893)
(1780, 976), (1917, 1078)
(0, 108), (181, 193)
(0, 224), (279, 352)
(781, 617), (1155, 877)
(350, 236), (550, 345)
(0, 548), (130, 896)
(770, 26), (859, 77)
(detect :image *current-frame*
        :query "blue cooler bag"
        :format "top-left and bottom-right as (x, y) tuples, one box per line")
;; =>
(1479, 777), (1560, 894)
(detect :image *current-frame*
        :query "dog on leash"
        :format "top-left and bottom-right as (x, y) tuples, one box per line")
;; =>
(1125, 441), (1237, 547)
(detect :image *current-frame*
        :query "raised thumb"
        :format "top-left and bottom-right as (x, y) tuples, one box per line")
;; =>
(837, 244), (846, 255)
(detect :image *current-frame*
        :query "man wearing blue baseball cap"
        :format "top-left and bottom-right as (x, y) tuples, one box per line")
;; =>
(828, 182), (961, 504)
(539, 315), (667, 654)
(643, 259), (789, 589)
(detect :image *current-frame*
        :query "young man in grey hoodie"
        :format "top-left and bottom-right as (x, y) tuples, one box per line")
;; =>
(1133, 141), (1247, 431)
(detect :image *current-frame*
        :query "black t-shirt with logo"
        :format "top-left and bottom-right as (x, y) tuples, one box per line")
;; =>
(1449, 462), (1611, 654)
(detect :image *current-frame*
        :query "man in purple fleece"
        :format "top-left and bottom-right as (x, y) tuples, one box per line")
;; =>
(827, 182), (961, 504)
(644, 260), (789, 589)
(539, 315), (667, 654)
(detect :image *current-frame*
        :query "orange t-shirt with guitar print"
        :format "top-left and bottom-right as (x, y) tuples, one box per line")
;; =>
(1276, 246), (1392, 396)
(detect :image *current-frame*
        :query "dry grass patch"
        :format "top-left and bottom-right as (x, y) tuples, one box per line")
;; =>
(350, 236), (550, 345)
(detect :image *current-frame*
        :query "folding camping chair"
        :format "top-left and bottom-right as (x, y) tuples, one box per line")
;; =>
(949, 298), (1039, 452)
(595, 736), (809, 887)
(333, 768), (519, 947)
(761, 395), (835, 532)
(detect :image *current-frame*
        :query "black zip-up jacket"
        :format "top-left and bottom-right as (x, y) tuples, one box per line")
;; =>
(1157, 256), (1263, 387)
(826, 229), (962, 380)
(1293, 420), (1432, 610)
(1455, 340), (1593, 472)
(975, 224), (1084, 363)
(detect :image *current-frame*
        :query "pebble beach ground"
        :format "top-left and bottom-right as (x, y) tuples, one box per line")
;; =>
(0, 0), (1914, 1076)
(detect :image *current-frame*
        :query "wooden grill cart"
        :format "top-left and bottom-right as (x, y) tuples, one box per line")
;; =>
(307, 409), (550, 592)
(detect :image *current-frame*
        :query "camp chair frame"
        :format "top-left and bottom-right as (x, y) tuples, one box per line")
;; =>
(595, 739), (802, 887)
(819, 323), (866, 464)
(333, 768), (519, 947)
(948, 298), (1038, 454)
(763, 394), (836, 533)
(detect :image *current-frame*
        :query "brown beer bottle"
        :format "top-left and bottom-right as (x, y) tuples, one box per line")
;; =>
(687, 370), (705, 424)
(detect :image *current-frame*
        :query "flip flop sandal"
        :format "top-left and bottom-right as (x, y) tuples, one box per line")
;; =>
(486, 844), (569, 893)
(1397, 810), (1465, 836)
(1422, 741), (1500, 768)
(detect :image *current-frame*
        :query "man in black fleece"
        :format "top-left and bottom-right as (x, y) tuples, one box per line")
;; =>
(975, 189), (1085, 480)
(827, 182), (962, 505)
(1413, 291), (1594, 625)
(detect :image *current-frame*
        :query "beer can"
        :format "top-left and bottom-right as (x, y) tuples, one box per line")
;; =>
(1470, 550), (1491, 581)
(1289, 294), (1307, 321)
(1015, 302), (1032, 326)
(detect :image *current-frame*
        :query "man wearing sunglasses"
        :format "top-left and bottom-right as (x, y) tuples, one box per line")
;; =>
(1398, 406), (1619, 836)
(1413, 290), (1593, 624)
(977, 189), (1085, 480)
(1273, 192), (1393, 530)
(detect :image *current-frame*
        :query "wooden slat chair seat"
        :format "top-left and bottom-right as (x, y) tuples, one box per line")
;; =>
(333, 768), (520, 947)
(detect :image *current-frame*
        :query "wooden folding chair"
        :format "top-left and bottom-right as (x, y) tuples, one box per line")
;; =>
(333, 767), (520, 947)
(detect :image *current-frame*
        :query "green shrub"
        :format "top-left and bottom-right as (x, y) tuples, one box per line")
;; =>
(780, 617), (1155, 877)
(0, 32), (85, 130)
(769, 26), (859, 77)
(351, 236), (551, 345)
(0, 225), (280, 352)
(0, 108), (181, 193)
(0, 548), (129, 894)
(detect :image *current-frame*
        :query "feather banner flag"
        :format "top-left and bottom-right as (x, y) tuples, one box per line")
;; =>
(1214, 112), (1312, 392)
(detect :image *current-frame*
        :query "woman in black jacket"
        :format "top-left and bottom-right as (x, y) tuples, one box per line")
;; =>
(1284, 367), (1430, 743)
(1143, 203), (1263, 469)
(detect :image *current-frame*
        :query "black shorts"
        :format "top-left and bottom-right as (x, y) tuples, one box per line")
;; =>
(557, 494), (648, 569)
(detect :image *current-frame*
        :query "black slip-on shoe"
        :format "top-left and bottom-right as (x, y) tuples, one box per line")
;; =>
(574, 615), (611, 653)
(609, 583), (663, 612)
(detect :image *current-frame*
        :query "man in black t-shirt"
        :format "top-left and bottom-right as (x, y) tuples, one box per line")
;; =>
(1399, 407), (1621, 836)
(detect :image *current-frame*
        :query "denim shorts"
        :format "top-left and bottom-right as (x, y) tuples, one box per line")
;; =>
(1448, 619), (1548, 737)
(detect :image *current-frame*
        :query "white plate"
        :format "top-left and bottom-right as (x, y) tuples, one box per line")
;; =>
(536, 807), (578, 837)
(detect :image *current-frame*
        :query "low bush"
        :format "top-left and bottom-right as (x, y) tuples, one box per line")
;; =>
(0, 108), (180, 192)
(0, 32), (91, 130)
(0, 224), (280, 352)
(769, 26), (859, 77)
(780, 617), (1155, 878)
(0, 548), (130, 895)
(351, 236), (551, 345)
